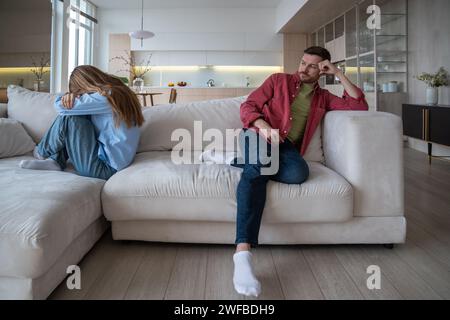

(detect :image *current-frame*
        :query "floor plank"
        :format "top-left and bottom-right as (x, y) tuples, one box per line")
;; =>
(405, 184), (450, 228)
(244, 247), (285, 300)
(302, 246), (364, 300)
(406, 219), (450, 268)
(362, 246), (443, 300)
(334, 245), (403, 300)
(406, 206), (450, 246)
(271, 247), (324, 300)
(48, 232), (119, 300)
(394, 241), (450, 299)
(204, 245), (244, 300)
(124, 243), (178, 300)
(164, 245), (208, 300)
(84, 240), (146, 300)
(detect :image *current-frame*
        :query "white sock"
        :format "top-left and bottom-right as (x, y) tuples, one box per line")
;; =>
(19, 159), (61, 171)
(33, 146), (46, 160)
(199, 149), (238, 165)
(233, 251), (261, 297)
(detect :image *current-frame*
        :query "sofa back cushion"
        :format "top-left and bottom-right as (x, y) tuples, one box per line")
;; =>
(138, 96), (245, 153)
(7, 85), (58, 143)
(138, 96), (324, 163)
(0, 118), (36, 158)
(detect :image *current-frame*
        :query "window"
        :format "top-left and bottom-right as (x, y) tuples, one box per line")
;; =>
(318, 27), (325, 47)
(325, 22), (334, 43)
(335, 15), (344, 39)
(68, 0), (97, 76)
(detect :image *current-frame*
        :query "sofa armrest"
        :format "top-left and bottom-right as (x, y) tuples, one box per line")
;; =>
(0, 103), (7, 118)
(323, 111), (404, 218)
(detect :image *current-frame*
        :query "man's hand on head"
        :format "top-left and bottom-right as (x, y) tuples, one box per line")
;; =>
(318, 60), (341, 77)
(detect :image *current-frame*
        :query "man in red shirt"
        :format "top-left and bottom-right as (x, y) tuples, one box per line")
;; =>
(231, 46), (369, 297)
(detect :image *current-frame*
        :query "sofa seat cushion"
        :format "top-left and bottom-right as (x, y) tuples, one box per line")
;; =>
(0, 156), (106, 279)
(102, 151), (353, 224)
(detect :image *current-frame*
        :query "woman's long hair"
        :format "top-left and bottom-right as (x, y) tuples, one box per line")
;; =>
(69, 65), (144, 128)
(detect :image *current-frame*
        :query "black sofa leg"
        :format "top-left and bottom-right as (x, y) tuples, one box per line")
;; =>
(383, 244), (394, 249)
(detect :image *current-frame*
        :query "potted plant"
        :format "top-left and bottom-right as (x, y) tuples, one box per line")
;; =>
(30, 55), (50, 92)
(110, 51), (152, 92)
(415, 67), (449, 105)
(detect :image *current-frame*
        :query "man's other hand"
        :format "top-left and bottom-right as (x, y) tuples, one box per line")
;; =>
(254, 119), (283, 146)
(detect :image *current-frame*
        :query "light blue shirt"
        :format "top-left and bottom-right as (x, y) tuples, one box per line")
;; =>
(54, 92), (141, 171)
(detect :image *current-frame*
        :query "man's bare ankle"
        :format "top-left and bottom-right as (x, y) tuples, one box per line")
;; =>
(236, 243), (251, 253)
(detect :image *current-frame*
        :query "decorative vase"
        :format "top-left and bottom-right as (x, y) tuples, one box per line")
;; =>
(133, 77), (144, 92)
(426, 86), (438, 105)
(33, 79), (44, 92)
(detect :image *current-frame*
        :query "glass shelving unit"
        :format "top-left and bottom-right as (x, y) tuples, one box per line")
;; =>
(374, 0), (408, 115)
(311, 0), (408, 111)
(375, 0), (408, 97)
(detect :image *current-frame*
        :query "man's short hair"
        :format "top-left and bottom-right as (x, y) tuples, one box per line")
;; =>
(304, 46), (331, 62)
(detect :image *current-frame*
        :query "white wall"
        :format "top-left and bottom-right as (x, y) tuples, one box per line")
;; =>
(95, 8), (283, 70)
(408, 0), (450, 105)
(407, 0), (450, 156)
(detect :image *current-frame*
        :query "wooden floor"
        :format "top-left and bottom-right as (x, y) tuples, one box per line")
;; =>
(49, 147), (450, 300)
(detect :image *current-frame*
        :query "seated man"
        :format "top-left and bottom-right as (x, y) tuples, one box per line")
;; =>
(230, 46), (369, 297)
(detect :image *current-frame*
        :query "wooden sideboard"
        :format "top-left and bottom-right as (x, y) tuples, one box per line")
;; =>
(402, 104), (450, 163)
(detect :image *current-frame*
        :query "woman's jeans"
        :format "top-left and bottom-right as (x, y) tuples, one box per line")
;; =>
(37, 115), (117, 180)
(231, 129), (310, 246)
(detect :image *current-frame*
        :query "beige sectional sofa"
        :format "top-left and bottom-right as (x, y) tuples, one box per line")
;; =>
(0, 85), (406, 299)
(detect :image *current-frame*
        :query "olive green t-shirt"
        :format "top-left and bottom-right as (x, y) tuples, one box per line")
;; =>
(287, 83), (314, 145)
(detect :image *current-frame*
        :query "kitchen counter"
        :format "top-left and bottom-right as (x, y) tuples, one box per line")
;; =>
(135, 86), (255, 105)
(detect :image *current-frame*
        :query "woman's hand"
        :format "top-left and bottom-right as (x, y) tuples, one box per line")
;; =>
(61, 93), (79, 109)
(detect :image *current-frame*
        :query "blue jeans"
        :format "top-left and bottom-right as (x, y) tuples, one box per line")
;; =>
(231, 129), (309, 246)
(37, 115), (117, 180)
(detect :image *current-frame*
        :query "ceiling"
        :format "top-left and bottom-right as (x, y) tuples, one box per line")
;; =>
(0, 0), (51, 10)
(280, 0), (358, 33)
(90, 0), (283, 9)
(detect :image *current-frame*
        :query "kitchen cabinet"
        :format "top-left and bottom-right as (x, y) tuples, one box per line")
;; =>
(244, 51), (282, 66)
(169, 52), (206, 66)
(131, 32), (283, 52)
(205, 52), (244, 66)
(134, 50), (282, 67)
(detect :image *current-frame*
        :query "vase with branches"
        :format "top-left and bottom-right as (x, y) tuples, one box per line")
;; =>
(110, 51), (152, 92)
(30, 55), (50, 92)
(415, 67), (449, 105)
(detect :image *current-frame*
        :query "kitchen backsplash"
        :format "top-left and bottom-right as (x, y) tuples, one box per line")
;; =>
(141, 66), (282, 88)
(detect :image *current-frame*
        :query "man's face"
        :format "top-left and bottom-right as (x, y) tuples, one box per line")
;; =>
(298, 54), (324, 83)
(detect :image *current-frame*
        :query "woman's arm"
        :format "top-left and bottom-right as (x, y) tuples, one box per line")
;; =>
(54, 92), (112, 115)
